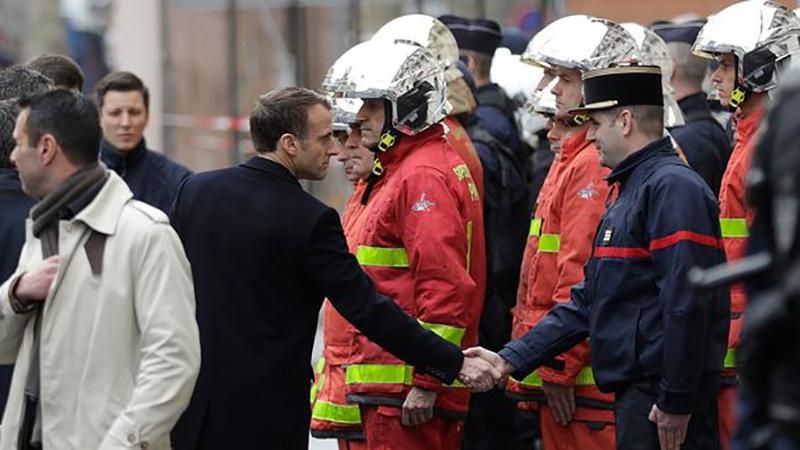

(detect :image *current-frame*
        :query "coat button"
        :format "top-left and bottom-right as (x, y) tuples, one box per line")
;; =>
(127, 434), (136, 444)
(140, 442), (149, 449)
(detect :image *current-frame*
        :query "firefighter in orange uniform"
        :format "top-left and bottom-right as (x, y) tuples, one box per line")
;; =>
(692, 3), (800, 448)
(321, 39), (486, 450)
(310, 97), (374, 450)
(505, 16), (645, 450)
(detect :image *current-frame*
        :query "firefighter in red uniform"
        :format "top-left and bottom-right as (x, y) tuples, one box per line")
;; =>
(321, 39), (486, 449)
(692, 3), (800, 448)
(505, 15), (645, 450)
(310, 97), (373, 450)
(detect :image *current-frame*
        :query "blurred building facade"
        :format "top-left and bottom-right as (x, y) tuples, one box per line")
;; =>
(0, 0), (797, 208)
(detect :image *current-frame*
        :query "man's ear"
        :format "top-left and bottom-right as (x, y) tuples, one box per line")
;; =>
(619, 109), (634, 137)
(279, 133), (299, 156)
(38, 134), (59, 166)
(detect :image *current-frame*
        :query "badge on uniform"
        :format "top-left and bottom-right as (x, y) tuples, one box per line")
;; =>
(411, 193), (436, 212)
(603, 228), (613, 244)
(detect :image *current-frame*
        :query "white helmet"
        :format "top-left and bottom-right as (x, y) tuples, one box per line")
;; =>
(521, 15), (640, 72)
(693, 0), (800, 106)
(321, 40), (449, 139)
(491, 47), (544, 106)
(525, 78), (558, 118)
(331, 97), (362, 131)
(622, 22), (686, 127)
(372, 14), (462, 83)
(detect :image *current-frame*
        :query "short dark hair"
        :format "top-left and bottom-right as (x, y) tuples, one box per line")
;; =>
(461, 50), (493, 81)
(250, 87), (330, 153)
(605, 104), (665, 138)
(26, 54), (85, 91)
(18, 89), (101, 166)
(95, 71), (150, 111)
(0, 100), (20, 168)
(0, 65), (53, 101)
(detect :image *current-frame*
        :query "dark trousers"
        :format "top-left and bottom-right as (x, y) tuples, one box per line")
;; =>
(462, 388), (541, 450)
(615, 374), (721, 450)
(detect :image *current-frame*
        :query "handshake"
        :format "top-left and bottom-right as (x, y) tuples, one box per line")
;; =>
(457, 347), (515, 392)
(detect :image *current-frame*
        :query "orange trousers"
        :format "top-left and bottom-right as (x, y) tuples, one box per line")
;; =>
(540, 404), (616, 450)
(338, 438), (367, 450)
(360, 405), (463, 450)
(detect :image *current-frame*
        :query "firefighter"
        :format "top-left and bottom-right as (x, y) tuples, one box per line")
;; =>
(505, 15), (642, 450)
(310, 97), (372, 450)
(372, 15), (527, 450)
(692, 3), (800, 448)
(471, 64), (730, 450)
(321, 39), (486, 449)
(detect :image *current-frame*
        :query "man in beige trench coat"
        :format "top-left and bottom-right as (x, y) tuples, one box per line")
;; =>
(0, 88), (200, 449)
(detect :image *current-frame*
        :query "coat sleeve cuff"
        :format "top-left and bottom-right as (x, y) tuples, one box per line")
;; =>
(657, 385), (694, 415)
(415, 345), (463, 385)
(498, 344), (528, 378)
(412, 373), (448, 393)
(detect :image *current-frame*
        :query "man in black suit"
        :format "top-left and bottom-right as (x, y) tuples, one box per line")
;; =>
(170, 87), (497, 449)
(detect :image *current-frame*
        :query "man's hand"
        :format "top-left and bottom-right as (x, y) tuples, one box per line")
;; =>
(460, 347), (514, 392)
(402, 387), (436, 426)
(13, 256), (61, 303)
(649, 404), (691, 450)
(542, 381), (575, 426)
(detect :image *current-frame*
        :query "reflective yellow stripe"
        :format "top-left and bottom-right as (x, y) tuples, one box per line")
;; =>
(356, 246), (409, 268)
(529, 218), (543, 237)
(538, 234), (561, 253)
(346, 364), (466, 389)
(312, 400), (362, 425)
(346, 364), (414, 385)
(418, 319), (466, 346)
(574, 367), (596, 386)
(466, 221), (474, 273)
(720, 218), (749, 238)
(724, 348), (737, 369)
(513, 371), (543, 387)
(512, 367), (596, 387)
(314, 357), (325, 375)
(310, 372), (325, 403)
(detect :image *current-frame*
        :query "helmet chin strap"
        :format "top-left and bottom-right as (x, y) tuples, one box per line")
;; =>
(370, 100), (400, 154)
(730, 62), (749, 110)
(362, 100), (401, 205)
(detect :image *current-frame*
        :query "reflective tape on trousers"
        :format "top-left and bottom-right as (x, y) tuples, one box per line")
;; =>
(719, 218), (749, 238)
(311, 400), (362, 425)
(356, 246), (409, 267)
(512, 366), (596, 387)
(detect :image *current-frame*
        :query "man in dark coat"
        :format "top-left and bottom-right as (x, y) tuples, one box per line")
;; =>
(653, 20), (731, 196)
(468, 66), (730, 450)
(96, 71), (191, 213)
(170, 87), (496, 450)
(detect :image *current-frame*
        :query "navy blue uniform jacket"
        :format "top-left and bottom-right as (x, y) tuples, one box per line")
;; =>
(169, 157), (464, 449)
(499, 138), (730, 414)
(100, 139), (191, 214)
